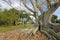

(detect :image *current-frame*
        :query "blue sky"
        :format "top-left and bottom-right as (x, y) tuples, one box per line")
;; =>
(0, 0), (60, 19)
(54, 7), (60, 19)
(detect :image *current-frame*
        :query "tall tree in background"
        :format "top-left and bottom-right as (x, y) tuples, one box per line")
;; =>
(19, 12), (32, 24)
(0, 9), (18, 25)
(3, 0), (60, 40)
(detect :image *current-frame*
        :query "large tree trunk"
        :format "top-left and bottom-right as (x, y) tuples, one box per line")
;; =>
(40, 7), (60, 40)
(22, 0), (60, 40)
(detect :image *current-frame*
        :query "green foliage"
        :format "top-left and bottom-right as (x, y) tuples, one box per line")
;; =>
(51, 15), (58, 23)
(38, 15), (41, 20)
(56, 19), (60, 24)
(19, 12), (32, 23)
(0, 9), (18, 25)
(0, 9), (33, 25)
(51, 15), (60, 24)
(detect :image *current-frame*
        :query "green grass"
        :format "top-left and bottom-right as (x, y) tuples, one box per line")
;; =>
(0, 24), (33, 33)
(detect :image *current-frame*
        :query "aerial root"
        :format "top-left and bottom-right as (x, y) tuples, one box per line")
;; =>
(52, 36), (57, 40)
(41, 28), (60, 40)
(40, 30), (53, 40)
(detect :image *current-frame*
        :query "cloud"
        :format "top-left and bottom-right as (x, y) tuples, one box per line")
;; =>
(0, 0), (11, 10)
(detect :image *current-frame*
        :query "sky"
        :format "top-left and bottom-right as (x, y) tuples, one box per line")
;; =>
(0, 0), (60, 19)
(54, 7), (60, 19)
(0, 0), (11, 9)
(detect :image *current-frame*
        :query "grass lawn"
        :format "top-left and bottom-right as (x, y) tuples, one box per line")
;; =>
(0, 24), (33, 33)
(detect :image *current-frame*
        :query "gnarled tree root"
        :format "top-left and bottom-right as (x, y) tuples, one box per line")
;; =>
(40, 30), (53, 40)
(40, 28), (60, 40)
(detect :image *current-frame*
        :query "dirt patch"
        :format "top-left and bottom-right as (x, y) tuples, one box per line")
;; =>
(0, 28), (49, 40)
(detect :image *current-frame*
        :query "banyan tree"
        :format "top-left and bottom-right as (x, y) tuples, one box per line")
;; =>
(3, 0), (60, 40)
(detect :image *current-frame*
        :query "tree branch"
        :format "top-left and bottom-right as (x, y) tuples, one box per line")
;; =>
(46, 0), (51, 8)
(22, 0), (34, 13)
(30, 0), (37, 12)
(36, 0), (44, 14)
(49, 13), (60, 26)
